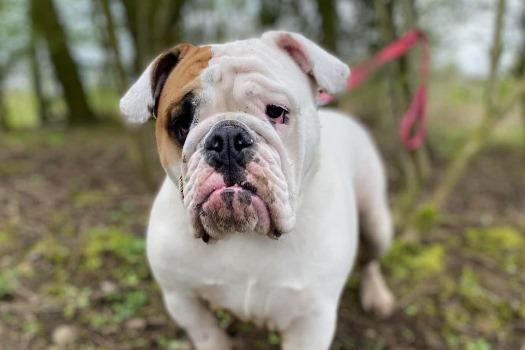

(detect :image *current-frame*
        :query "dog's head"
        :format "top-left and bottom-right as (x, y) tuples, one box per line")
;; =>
(120, 31), (349, 242)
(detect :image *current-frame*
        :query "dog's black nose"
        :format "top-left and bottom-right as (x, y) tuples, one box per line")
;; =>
(204, 121), (254, 185)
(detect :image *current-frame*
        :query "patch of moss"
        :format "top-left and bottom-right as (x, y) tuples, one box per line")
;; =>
(443, 302), (471, 331)
(22, 319), (42, 337)
(518, 302), (525, 320)
(465, 226), (524, 273)
(384, 241), (445, 281)
(216, 309), (234, 329)
(72, 190), (108, 208)
(82, 226), (146, 271)
(465, 337), (491, 350)
(86, 289), (149, 327)
(459, 267), (484, 302)
(267, 332), (280, 345)
(1, 129), (65, 147)
(466, 226), (524, 252)
(29, 236), (70, 265)
(111, 290), (148, 323)
(157, 338), (190, 350)
(47, 284), (92, 319)
(412, 202), (440, 232)
(0, 272), (16, 299)
(444, 332), (460, 348)
(0, 159), (31, 175)
(0, 230), (8, 245)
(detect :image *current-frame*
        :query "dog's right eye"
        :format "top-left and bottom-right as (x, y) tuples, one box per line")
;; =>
(168, 96), (195, 146)
(265, 104), (289, 125)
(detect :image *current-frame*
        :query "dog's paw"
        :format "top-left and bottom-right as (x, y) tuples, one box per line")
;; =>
(195, 333), (232, 350)
(360, 268), (395, 318)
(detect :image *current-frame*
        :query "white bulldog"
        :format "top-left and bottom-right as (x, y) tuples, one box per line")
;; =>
(120, 31), (394, 350)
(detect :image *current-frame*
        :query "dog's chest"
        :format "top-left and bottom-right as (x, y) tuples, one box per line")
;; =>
(195, 273), (313, 329)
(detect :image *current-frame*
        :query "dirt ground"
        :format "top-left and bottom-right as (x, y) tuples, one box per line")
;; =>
(0, 126), (524, 350)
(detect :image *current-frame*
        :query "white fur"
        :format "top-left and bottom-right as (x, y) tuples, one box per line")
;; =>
(119, 60), (156, 124)
(262, 31), (350, 94)
(131, 32), (393, 350)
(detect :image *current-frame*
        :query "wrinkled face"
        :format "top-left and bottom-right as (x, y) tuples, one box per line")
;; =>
(120, 32), (349, 242)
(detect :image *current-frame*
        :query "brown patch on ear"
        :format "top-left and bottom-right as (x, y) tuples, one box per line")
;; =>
(152, 44), (212, 169)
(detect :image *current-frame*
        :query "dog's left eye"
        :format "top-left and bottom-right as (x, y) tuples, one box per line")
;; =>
(265, 104), (289, 124)
(168, 96), (195, 146)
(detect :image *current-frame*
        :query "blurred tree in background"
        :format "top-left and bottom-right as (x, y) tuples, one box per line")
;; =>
(31, 0), (96, 124)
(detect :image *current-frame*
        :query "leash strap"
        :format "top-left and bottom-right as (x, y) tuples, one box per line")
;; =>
(320, 29), (430, 150)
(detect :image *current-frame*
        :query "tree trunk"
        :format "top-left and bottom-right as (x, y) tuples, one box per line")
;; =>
(96, 0), (127, 92)
(516, 8), (525, 150)
(121, 0), (141, 74)
(31, 0), (95, 125)
(29, 1), (52, 124)
(121, 0), (164, 70)
(317, 0), (338, 52)
(259, 0), (282, 29)
(0, 74), (8, 130)
(155, 0), (187, 51)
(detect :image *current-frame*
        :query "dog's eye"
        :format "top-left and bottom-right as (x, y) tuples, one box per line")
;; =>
(265, 104), (289, 124)
(168, 97), (195, 145)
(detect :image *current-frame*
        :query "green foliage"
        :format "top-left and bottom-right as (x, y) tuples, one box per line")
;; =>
(110, 290), (148, 323)
(29, 236), (70, 265)
(465, 226), (524, 252)
(384, 241), (444, 280)
(267, 332), (281, 345)
(1, 88), (121, 130)
(4, 90), (39, 129)
(459, 267), (484, 300)
(412, 202), (440, 232)
(22, 319), (42, 337)
(466, 338), (491, 350)
(0, 158), (31, 176)
(0, 272), (15, 299)
(0, 229), (8, 245)
(216, 309), (234, 329)
(465, 226), (524, 273)
(49, 284), (92, 319)
(72, 190), (108, 208)
(0, 129), (65, 147)
(88, 88), (120, 117)
(157, 338), (190, 350)
(82, 226), (146, 271)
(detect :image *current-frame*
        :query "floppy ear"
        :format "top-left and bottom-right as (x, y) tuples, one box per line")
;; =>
(119, 45), (186, 124)
(261, 31), (350, 94)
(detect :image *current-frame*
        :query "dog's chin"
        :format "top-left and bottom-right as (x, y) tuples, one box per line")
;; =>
(193, 185), (272, 242)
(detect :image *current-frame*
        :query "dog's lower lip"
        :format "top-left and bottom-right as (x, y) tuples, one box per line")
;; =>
(198, 183), (257, 207)
(240, 181), (257, 194)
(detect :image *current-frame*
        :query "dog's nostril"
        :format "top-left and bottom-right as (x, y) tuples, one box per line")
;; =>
(206, 134), (224, 153)
(234, 133), (253, 152)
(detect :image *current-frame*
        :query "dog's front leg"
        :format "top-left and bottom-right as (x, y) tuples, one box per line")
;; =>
(163, 291), (232, 350)
(281, 308), (337, 350)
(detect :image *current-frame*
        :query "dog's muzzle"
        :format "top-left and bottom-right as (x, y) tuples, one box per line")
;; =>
(180, 114), (296, 243)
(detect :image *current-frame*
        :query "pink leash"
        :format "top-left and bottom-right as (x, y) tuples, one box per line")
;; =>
(319, 29), (430, 150)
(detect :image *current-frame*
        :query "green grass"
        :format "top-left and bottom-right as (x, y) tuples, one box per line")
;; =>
(3, 88), (121, 129)
(4, 89), (39, 129)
